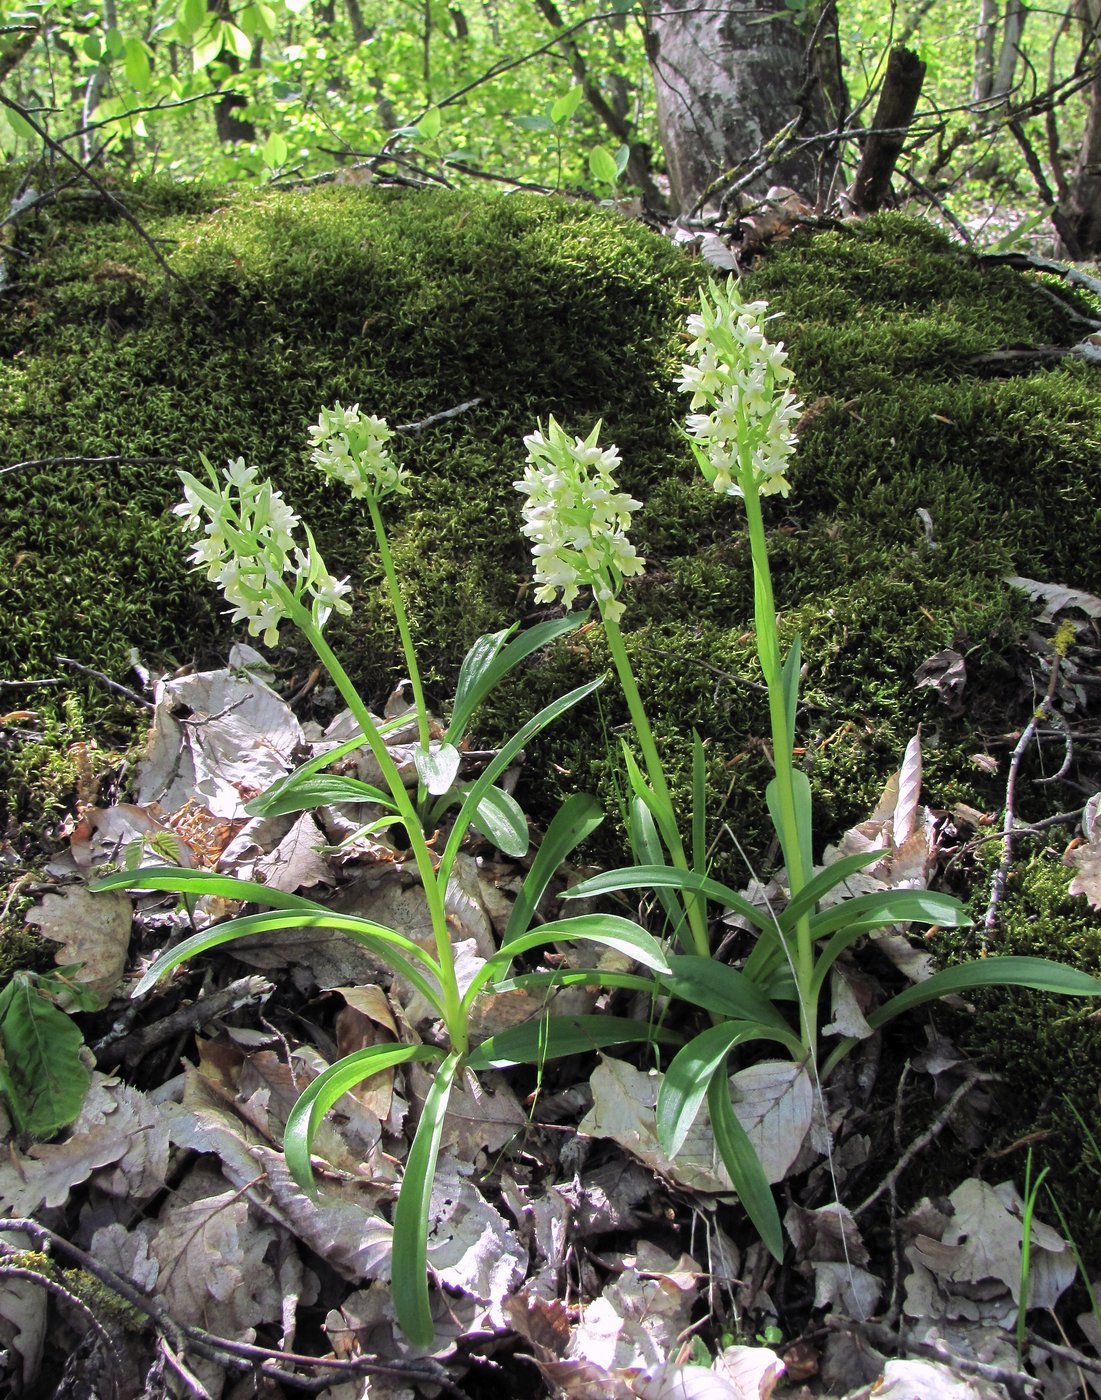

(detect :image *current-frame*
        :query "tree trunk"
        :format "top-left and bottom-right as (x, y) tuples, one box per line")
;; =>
(643, 0), (835, 215)
(1067, 0), (1101, 252)
(848, 46), (926, 213)
(209, 0), (255, 145)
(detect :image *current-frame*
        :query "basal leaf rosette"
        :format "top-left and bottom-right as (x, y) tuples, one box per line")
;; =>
(515, 417), (644, 624)
(679, 278), (801, 501)
(176, 454), (351, 645)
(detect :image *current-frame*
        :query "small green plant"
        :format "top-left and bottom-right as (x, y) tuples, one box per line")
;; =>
(511, 278), (1101, 1257)
(92, 408), (674, 1345)
(0, 969), (98, 1136)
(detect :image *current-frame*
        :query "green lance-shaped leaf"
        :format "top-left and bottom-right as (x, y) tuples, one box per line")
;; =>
(90, 865), (329, 912)
(466, 1014), (680, 1071)
(657, 1020), (798, 1158)
(565, 864), (775, 936)
(463, 783), (528, 858)
(707, 1066), (784, 1262)
(447, 614), (584, 747)
(463, 912), (670, 1011)
(247, 773), (397, 818)
(245, 732), (382, 818)
(501, 792), (604, 946)
(130, 910), (445, 1014)
(806, 888), (972, 943)
(766, 771), (813, 891)
(392, 1050), (462, 1346)
(777, 850), (884, 933)
(660, 955), (800, 1038)
(284, 1042), (442, 1193)
(779, 634), (802, 759)
(0, 973), (90, 1137)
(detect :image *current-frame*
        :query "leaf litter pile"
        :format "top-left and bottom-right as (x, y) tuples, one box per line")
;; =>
(7, 636), (1101, 1400)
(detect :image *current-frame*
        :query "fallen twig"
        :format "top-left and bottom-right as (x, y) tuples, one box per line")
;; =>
(55, 655), (155, 710)
(93, 974), (275, 1066)
(394, 397), (484, 435)
(855, 1067), (1001, 1219)
(0, 453), (178, 477)
(983, 645), (1065, 942)
(836, 1317), (1041, 1399)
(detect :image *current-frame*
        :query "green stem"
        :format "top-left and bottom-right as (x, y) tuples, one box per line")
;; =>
(602, 613), (710, 958)
(277, 586), (466, 1053)
(366, 495), (430, 769)
(740, 482), (816, 1052)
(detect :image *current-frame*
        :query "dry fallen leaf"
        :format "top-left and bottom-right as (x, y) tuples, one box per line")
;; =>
(25, 883), (132, 1008)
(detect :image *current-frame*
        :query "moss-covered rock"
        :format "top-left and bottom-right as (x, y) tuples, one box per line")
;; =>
(3, 180), (1101, 1239)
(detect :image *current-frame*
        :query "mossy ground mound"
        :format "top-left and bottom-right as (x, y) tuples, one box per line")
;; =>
(3, 181), (1101, 1241)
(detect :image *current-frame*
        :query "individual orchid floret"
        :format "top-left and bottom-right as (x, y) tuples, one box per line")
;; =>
(176, 455), (351, 646)
(308, 402), (409, 501)
(679, 278), (801, 501)
(514, 417), (644, 625)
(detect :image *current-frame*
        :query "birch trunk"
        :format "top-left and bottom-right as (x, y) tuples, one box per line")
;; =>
(644, 0), (834, 215)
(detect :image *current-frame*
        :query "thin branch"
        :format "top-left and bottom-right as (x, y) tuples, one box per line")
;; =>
(838, 1318), (1041, 1399)
(56, 655), (155, 710)
(394, 397), (484, 434)
(0, 92), (214, 319)
(0, 453), (179, 476)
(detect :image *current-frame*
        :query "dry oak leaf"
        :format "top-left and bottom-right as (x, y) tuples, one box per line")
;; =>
(25, 883), (131, 1009)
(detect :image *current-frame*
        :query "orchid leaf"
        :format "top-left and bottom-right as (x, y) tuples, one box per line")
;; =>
(466, 1014), (678, 1070)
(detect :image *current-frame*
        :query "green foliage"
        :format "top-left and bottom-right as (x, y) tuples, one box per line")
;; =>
(0, 969), (93, 1135)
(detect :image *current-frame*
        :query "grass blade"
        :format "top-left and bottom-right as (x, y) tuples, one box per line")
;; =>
(867, 954), (1101, 1029)
(245, 773), (395, 818)
(90, 865), (327, 912)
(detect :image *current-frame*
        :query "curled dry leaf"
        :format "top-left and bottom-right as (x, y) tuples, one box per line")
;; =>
(843, 1356), (1013, 1400)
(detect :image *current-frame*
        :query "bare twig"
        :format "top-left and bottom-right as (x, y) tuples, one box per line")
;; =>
(983, 646), (1065, 940)
(56, 655), (155, 710)
(0, 93), (213, 318)
(394, 397), (484, 435)
(95, 974), (275, 1066)
(1026, 1333), (1101, 1379)
(1, 453), (179, 477)
(855, 1068), (1001, 1218)
(837, 1318), (1041, 1398)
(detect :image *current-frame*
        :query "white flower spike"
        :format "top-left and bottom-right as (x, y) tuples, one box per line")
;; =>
(176, 455), (350, 646)
(308, 402), (409, 501)
(680, 278), (801, 501)
(515, 417), (644, 624)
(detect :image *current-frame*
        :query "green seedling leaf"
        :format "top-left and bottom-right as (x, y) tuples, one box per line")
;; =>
(131, 910), (444, 1011)
(614, 143), (631, 177)
(0, 973), (90, 1136)
(707, 1067), (784, 1261)
(565, 864), (774, 936)
(516, 113), (555, 132)
(659, 1022), (756, 1157)
(414, 742), (461, 797)
(502, 792), (603, 945)
(778, 849), (885, 931)
(284, 1042), (441, 1193)
(588, 144), (619, 184)
(91, 865), (328, 911)
(245, 732), (379, 816)
(392, 1051), (460, 1345)
(123, 37), (151, 91)
(447, 614), (582, 747)
(415, 105), (442, 140)
(248, 773), (396, 817)
(466, 1014), (678, 1070)
(550, 85), (584, 124)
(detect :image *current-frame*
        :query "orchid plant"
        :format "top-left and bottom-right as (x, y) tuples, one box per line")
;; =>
(510, 278), (1101, 1258)
(92, 408), (677, 1346)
